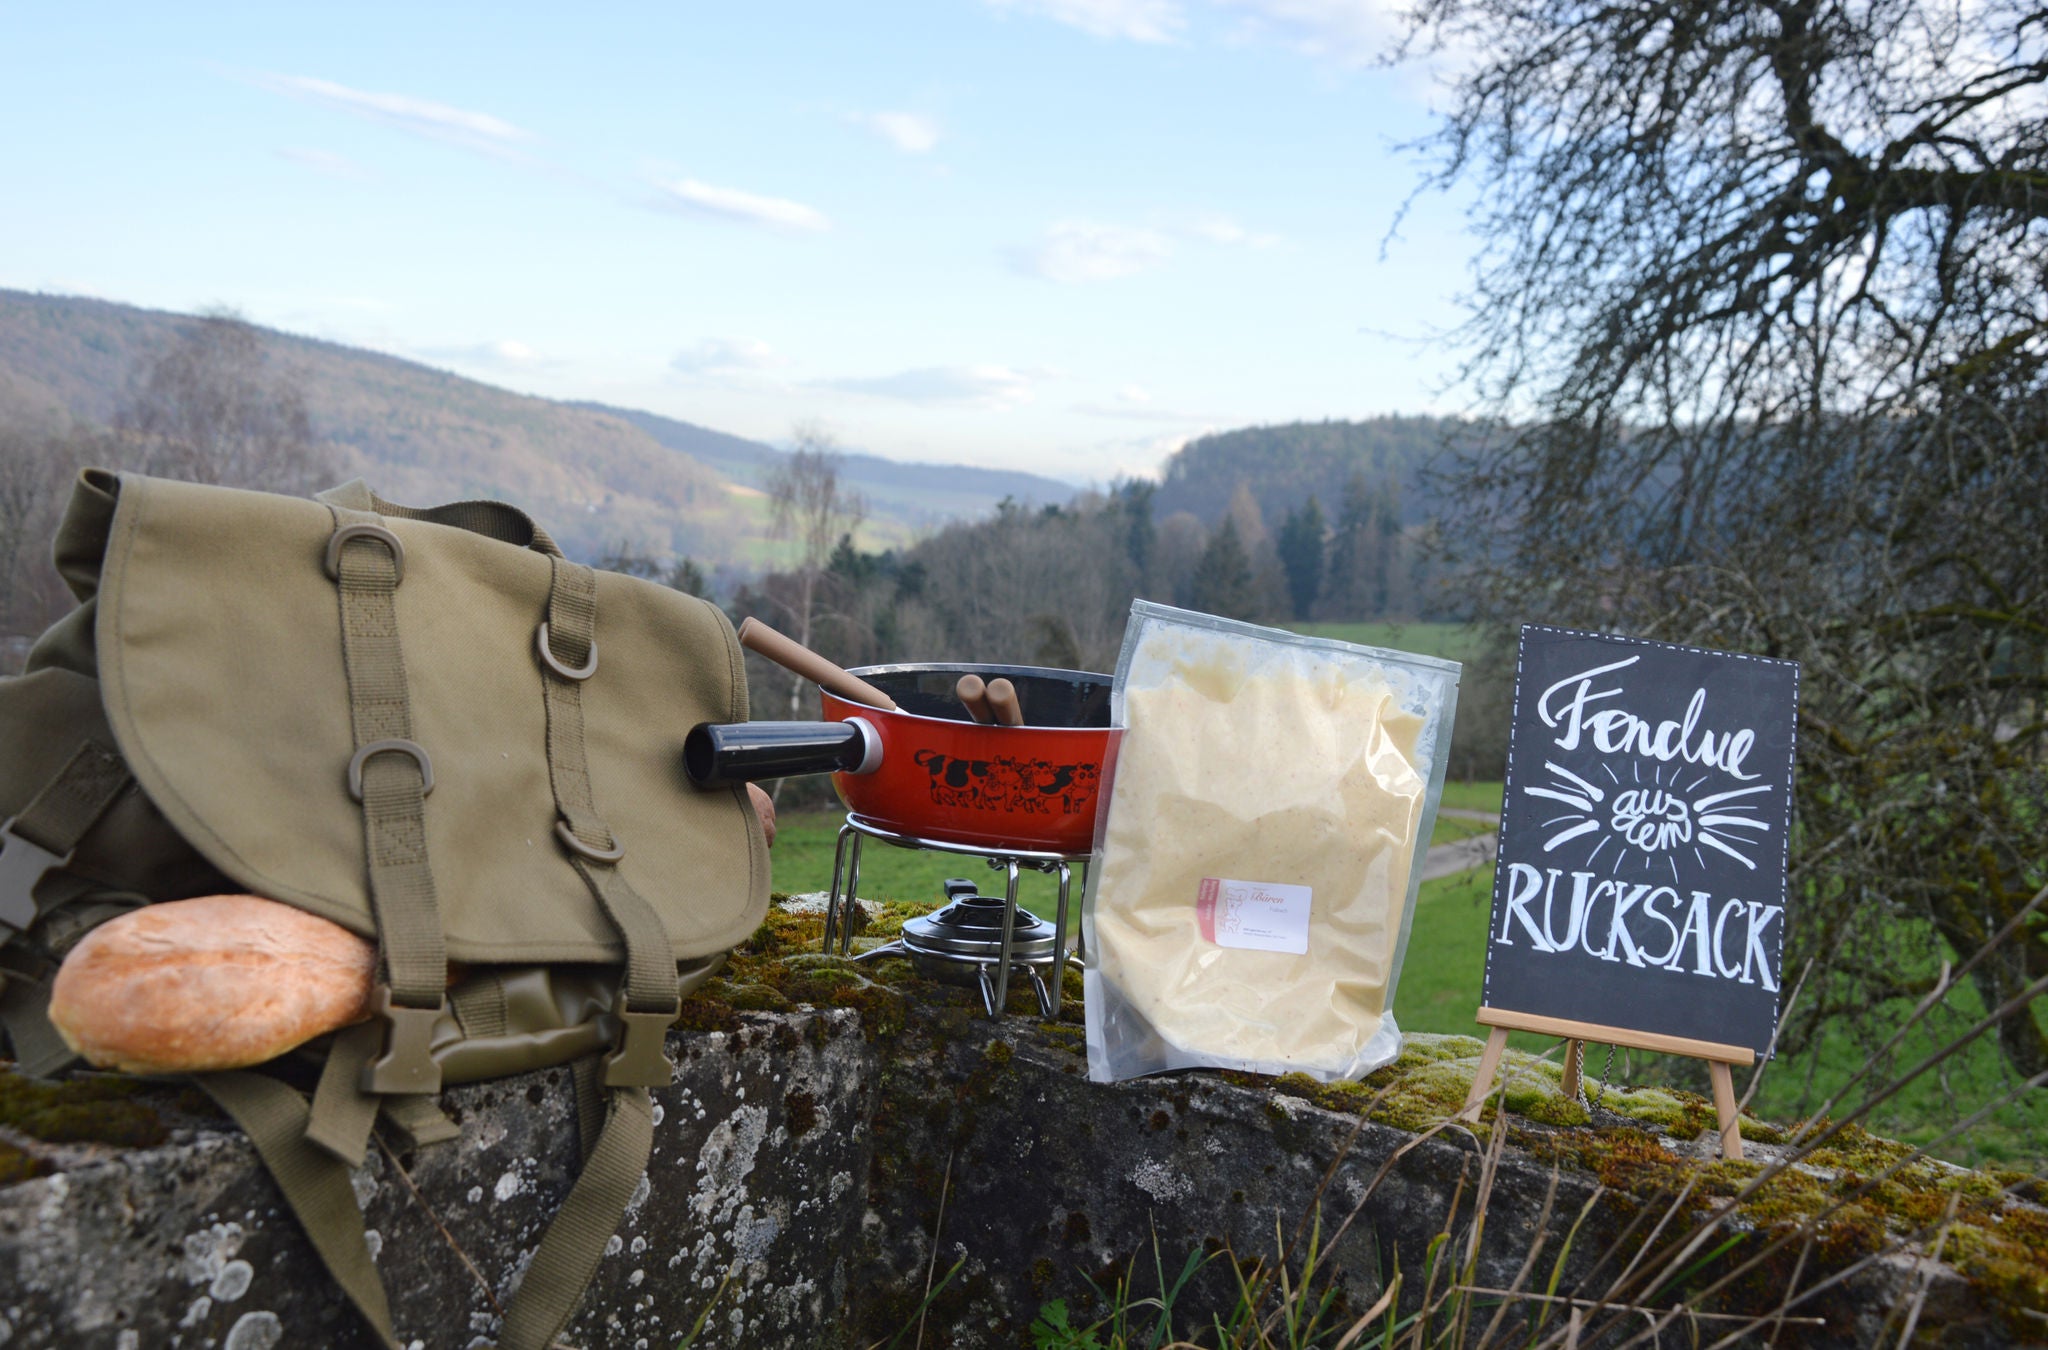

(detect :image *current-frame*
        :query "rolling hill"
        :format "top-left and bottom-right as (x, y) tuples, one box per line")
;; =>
(0, 290), (1077, 566)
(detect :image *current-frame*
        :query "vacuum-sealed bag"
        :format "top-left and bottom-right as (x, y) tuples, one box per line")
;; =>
(1083, 601), (1459, 1083)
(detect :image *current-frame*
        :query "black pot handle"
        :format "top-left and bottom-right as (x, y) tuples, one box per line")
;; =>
(683, 717), (882, 787)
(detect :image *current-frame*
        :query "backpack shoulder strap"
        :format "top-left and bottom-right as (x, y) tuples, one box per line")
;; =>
(0, 740), (132, 941)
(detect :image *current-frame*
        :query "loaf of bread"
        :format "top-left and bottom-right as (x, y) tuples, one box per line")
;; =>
(49, 895), (378, 1074)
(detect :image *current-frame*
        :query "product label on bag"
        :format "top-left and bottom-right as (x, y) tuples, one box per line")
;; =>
(1196, 877), (1312, 954)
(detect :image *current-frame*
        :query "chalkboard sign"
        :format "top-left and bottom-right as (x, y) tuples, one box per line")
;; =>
(1482, 625), (1800, 1058)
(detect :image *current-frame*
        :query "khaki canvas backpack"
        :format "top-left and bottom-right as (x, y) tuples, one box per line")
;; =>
(0, 469), (770, 1348)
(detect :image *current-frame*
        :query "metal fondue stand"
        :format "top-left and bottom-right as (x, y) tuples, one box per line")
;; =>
(821, 812), (1086, 1019)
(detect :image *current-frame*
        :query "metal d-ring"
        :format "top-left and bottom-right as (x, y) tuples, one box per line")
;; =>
(325, 523), (406, 583)
(554, 819), (626, 863)
(535, 622), (598, 681)
(347, 739), (434, 801)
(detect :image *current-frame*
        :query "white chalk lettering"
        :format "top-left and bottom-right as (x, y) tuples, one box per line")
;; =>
(1636, 887), (1683, 966)
(1744, 901), (1782, 992)
(1536, 661), (1759, 779)
(1496, 863), (1555, 950)
(1495, 871), (1782, 992)
(1542, 869), (1591, 952)
(1712, 897), (1748, 980)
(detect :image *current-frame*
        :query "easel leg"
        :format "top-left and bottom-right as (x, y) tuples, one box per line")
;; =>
(1559, 1039), (1583, 1101)
(1709, 1060), (1743, 1160)
(1459, 1027), (1511, 1122)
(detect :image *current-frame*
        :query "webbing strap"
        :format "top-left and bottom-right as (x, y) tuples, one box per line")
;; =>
(1, 741), (131, 938)
(326, 504), (446, 1013)
(537, 559), (680, 1046)
(6, 741), (130, 856)
(449, 974), (509, 1040)
(379, 1092), (462, 1149)
(317, 481), (566, 558)
(304, 1021), (385, 1167)
(0, 971), (75, 1078)
(497, 1084), (655, 1350)
(198, 1071), (401, 1350)
(570, 1057), (606, 1166)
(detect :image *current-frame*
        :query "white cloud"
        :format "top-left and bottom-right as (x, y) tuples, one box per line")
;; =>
(649, 178), (831, 232)
(254, 74), (532, 155)
(671, 336), (785, 375)
(1215, 0), (1400, 65)
(420, 338), (551, 369)
(820, 365), (1036, 409)
(1184, 214), (1282, 248)
(1118, 384), (1152, 404)
(1011, 221), (1173, 283)
(274, 146), (373, 180)
(860, 111), (941, 154)
(984, 0), (1186, 42)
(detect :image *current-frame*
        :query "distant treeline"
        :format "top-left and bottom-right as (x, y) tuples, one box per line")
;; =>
(715, 418), (1514, 789)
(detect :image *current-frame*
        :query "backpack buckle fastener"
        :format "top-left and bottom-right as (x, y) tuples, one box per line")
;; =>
(603, 1006), (676, 1088)
(0, 818), (71, 937)
(361, 984), (446, 1095)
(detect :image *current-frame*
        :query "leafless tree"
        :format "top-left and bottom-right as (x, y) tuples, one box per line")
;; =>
(0, 425), (131, 658)
(116, 309), (336, 493)
(1405, 0), (2048, 1079)
(763, 424), (867, 736)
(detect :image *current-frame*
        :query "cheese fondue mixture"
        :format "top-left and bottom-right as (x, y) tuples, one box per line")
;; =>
(1091, 633), (1426, 1073)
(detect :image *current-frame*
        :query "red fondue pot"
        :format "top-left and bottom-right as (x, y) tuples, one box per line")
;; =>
(683, 663), (1116, 856)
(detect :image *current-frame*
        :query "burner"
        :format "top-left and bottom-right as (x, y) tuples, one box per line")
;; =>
(824, 814), (1082, 1020)
(859, 879), (1063, 1016)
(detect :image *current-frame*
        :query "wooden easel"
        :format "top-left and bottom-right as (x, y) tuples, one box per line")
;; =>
(1457, 1006), (1755, 1159)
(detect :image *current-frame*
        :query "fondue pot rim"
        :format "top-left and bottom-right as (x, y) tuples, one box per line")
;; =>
(824, 661), (1114, 732)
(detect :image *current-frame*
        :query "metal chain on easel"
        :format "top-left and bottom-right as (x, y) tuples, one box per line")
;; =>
(1584, 1043), (1618, 1111)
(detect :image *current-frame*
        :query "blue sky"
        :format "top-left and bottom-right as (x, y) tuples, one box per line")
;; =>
(1, 1), (1475, 483)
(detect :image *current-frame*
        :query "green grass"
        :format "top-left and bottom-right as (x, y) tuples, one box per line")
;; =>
(1283, 620), (1489, 665)
(1436, 779), (1503, 815)
(769, 810), (1076, 920)
(1391, 863), (2048, 1169)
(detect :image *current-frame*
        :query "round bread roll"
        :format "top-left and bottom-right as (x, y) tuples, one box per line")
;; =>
(49, 894), (378, 1074)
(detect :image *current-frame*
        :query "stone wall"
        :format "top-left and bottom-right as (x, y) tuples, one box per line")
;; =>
(1, 944), (2040, 1348)
(0, 1010), (876, 1348)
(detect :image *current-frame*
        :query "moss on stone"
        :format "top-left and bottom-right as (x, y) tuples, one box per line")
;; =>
(0, 1070), (176, 1149)
(0, 1139), (48, 1185)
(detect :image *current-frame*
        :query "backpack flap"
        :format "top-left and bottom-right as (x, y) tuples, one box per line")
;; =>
(88, 472), (769, 967)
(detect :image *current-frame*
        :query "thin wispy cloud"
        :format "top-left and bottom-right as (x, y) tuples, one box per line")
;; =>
(649, 178), (831, 232)
(671, 336), (786, 375)
(1010, 221), (1173, 283)
(254, 74), (533, 156)
(984, 0), (1186, 43)
(857, 111), (942, 154)
(1216, 0), (1400, 65)
(274, 146), (374, 181)
(1074, 386), (1210, 421)
(819, 365), (1036, 409)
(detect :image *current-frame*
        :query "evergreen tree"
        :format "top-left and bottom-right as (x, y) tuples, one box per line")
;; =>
(1276, 497), (1325, 620)
(1322, 473), (1378, 620)
(1190, 517), (1258, 621)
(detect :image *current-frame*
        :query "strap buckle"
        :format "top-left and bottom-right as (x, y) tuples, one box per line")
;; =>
(325, 522), (406, 584)
(535, 622), (598, 681)
(360, 984), (446, 1095)
(554, 819), (626, 864)
(603, 1005), (676, 1088)
(347, 739), (435, 802)
(0, 818), (72, 936)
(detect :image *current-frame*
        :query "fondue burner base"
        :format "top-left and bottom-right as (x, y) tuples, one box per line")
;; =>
(821, 814), (1085, 1020)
